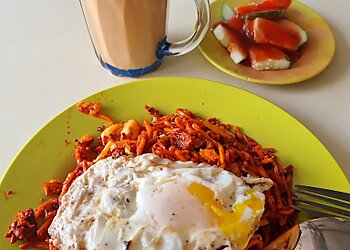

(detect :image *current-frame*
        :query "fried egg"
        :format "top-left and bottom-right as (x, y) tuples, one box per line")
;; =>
(49, 153), (272, 250)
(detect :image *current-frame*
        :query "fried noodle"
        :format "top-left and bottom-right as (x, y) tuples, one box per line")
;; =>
(5, 102), (296, 249)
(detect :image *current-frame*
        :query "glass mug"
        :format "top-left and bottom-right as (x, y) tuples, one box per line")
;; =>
(79, 0), (210, 77)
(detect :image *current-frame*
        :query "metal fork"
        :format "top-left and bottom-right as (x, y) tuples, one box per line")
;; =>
(292, 185), (350, 219)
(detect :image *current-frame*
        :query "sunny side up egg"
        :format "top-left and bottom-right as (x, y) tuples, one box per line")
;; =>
(48, 153), (273, 250)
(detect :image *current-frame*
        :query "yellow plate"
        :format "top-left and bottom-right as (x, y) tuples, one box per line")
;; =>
(0, 78), (348, 249)
(199, 0), (335, 84)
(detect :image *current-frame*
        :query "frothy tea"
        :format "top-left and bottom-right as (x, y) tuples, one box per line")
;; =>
(80, 0), (167, 70)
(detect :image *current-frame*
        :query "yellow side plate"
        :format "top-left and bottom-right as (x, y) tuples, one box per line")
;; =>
(199, 0), (335, 84)
(0, 78), (348, 249)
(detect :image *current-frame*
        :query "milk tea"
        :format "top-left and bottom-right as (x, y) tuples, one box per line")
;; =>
(80, 0), (168, 70)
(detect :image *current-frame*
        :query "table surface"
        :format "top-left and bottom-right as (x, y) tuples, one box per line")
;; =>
(0, 0), (349, 182)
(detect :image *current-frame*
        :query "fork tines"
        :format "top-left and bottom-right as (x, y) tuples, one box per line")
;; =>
(293, 185), (350, 219)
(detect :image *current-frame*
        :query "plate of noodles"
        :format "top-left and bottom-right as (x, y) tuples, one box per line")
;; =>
(0, 78), (349, 250)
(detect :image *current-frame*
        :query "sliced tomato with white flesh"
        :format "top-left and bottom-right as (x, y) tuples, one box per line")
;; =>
(249, 44), (291, 70)
(244, 19), (255, 40)
(253, 17), (300, 51)
(226, 16), (245, 32)
(213, 24), (248, 64)
(221, 3), (244, 31)
(222, 3), (235, 21)
(278, 19), (308, 48)
(235, 0), (292, 17)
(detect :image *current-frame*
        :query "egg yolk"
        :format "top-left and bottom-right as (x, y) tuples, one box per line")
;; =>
(188, 182), (263, 247)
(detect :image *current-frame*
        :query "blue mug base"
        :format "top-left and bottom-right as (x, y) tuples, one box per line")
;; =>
(102, 59), (163, 77)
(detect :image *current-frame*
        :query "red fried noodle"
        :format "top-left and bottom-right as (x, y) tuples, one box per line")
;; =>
(5, 102), (296, 249)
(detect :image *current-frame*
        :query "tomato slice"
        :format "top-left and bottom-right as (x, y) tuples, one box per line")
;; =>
(249, 43), (287, 62)
(253, 17), (299, 51)
(249, 43), (291, 70)
(235, 0), (292, 16)
(243, 19), (255, 40)
(212, 24), (248, 64)
(226, 16), (245, 32)
(225, 28), (249, 58)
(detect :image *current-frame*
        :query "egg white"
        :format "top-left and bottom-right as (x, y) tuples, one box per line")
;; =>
(49, 153), (272, 250)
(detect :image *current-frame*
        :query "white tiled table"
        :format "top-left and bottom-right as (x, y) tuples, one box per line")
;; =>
(1, 0), (349, 181)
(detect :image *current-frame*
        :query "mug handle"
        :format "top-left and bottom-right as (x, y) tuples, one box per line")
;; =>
(157, 0), (211, 58)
